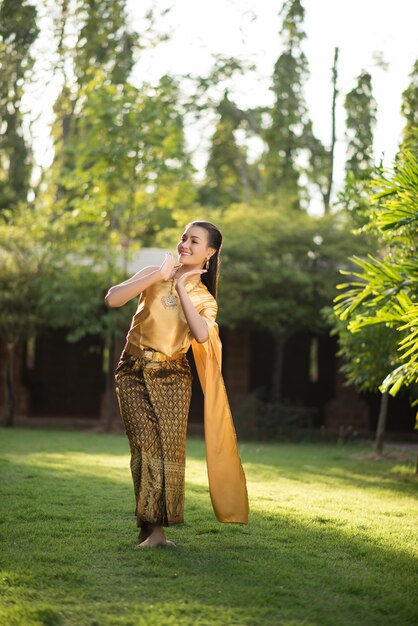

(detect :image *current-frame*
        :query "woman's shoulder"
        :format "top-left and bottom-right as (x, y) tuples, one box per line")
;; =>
(193, 281), (218, 308)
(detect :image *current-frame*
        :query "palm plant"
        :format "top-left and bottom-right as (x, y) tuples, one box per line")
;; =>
(333, 150), (418, 449)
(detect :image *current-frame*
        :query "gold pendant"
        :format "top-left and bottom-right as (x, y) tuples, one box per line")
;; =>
(161, 294), (178, 309)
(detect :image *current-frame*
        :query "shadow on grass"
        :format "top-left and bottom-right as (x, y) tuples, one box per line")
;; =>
(1, 439), (417, 626)
(235, 439), (418, 498)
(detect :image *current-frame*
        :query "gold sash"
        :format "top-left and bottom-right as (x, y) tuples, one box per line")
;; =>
(192, 322), (249, 524)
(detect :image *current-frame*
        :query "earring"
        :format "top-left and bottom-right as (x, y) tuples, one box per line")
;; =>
(205, 257), (210, 271)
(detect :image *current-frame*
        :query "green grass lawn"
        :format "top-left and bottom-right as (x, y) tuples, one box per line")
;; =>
(0, 428), (417, 626)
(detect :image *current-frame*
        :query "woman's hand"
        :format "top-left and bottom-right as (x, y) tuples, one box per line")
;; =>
(175, 269), (207, 292)
(158, 252), (175, 281)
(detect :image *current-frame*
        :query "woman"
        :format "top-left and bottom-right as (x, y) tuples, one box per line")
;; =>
(105, 220), (249, 548)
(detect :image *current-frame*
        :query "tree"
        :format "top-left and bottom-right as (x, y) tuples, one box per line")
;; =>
(0, 207), (44, 426)
(199, 91), (254, 207)
(153, 201), (369, 402)
(399, 59), (418, 156)
(334, 151), (418, 410)
(303, 47), (339, 215)
(0, 195), (133, 427)
(344, 71), (377, 182)
(178, 54), (263, 205)
(74, 0), (138, 86)
(325, 309), (401, 454)
(38, 70), (197, 429)
(263, 0), (308, 208)
(32, 3), (195, 429)
(45, 1), (184, 241)
(52, 72), (196, 254)
(48, 0), (140, 190)
(341, 71), (377, 226)
(0, 0), (39, 213)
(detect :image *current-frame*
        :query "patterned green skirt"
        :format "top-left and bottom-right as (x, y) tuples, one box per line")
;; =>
(115, 351), (192, 527)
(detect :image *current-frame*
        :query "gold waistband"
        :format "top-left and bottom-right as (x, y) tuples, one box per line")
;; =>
(125, 342), (186, 362)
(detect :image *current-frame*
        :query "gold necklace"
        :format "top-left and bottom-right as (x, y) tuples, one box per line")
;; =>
(160, 269), (201, 309)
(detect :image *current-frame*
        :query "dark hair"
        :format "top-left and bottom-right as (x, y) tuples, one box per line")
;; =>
(187, 220), (223, 300)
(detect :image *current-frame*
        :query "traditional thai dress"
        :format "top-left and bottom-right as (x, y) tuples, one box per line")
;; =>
(114, 273), (249, 528)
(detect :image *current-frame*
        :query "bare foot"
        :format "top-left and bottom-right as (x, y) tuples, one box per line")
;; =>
(134, 525), (176, 549)
(135, 537), (176, 549)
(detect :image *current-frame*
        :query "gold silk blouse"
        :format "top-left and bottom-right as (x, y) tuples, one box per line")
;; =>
(124, 278), (216, 357)
(122, 277), (249, 525)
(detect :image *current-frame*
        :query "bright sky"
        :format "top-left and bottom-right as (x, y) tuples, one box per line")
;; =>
(29, 0), (418, 210)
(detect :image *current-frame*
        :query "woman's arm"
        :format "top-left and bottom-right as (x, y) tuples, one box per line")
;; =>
(175, 270), (209, 343)
(105, 252), (176, 308)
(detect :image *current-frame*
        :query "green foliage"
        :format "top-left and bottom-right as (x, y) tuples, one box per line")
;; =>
(0, 3), (197, 362)
(280, 0), (306, 47)
(334, 151), (418, 397)
(338, 169), (374, 229)
(44, 70), (197, 272)
(200, 92), (255, 207)
(74, 0), (138, 85)
(263, 1), (309, 207)
(339, 71), (378, 228)
(0, 201), (131, 347)
(303, 118), (332, 210)
(233, 392), (317, 440)
(0, 0), (39, 213)
(5, 0), (418, 420)
(215, 203), (370, 334)
(160, 202), (371, 339)
(372, 150), (418, 234)
(325, 307), (400, 393)
(400, 58), (418, 156)
(344, 71), (377, 182)
(47, 0), (141, 220)
(184, 56), (263, 209)
(0, 205), (49, 343)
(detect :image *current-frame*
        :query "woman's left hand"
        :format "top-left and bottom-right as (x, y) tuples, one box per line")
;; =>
(175, 269), (207, 292)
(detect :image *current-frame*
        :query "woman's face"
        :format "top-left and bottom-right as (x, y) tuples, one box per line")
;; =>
(177, 225), (215, 267)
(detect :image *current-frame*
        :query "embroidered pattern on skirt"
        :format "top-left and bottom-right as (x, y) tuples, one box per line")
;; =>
(115, 352), (192, 527)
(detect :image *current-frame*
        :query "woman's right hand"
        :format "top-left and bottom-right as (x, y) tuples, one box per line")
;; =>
(158, 251), (175, 281)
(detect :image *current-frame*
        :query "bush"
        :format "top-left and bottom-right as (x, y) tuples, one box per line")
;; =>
(232, 390), (318, 441)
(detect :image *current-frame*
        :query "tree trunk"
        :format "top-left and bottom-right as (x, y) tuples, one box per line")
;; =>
(323, 46), (339, 214)
(271, 334), (286, 402)
(375, 391), (389, 455)
(4, 342), (15, 427)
